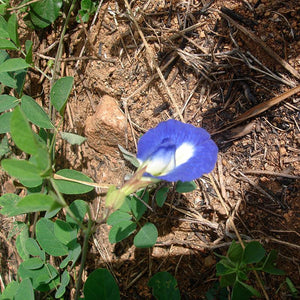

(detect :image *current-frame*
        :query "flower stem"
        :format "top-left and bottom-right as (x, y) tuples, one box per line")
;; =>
(74, 207), (93, 300)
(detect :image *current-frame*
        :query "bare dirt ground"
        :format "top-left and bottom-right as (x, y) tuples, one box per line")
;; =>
(1, 0), (300, 299)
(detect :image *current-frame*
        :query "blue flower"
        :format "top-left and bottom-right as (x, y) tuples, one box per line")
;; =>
(136, 120), (218, 182)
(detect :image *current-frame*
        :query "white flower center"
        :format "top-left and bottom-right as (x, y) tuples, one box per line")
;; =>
(175, 142), (195, 167)
(139, 141), (195, 178)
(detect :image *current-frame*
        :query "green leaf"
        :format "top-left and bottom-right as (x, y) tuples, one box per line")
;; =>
(60, 131), (86, 145)
(0, 111), (12, 133)
(15, 69), (27, 96)
(0, 135), (10, 157)
(8, 221), (26, 239)
(54, 219), (77, 247)
(118, 144), (140, 168)
(243, 241), (265, 264)
(0, 94), (19, 112)
(205, 282), (229, 300)
(22, 257), (44, 270)
(0, 71), (17, 88)
(18, 262), (59, 292)
(155, 187), (169, 207)
(50, 76), (73, 115)
(54, 169), (94, 194)
(55, 270), (70, 298)
(17, 194), (58, 213)
(10, 106), (40, 154)
(1, 281), (19, 300)
(7, 13), (20, 48)
(0, 49), (9, 63)
(28, 0), (63, 29)
(25, 238), (45, 260)
(66, 200), (88, 228)
(0, 38), (18, 50)
(0, 3), (8, 15)
(36, 218), (68, 256)
(0, 16), (9, 38)
(0, 194), (24, 216)
(0, 28), (9, 39)
(108, 220), (136, 244)
(84, 268), (120, 300)
(15, 278), (34, 300)
(175, 181), (197, 193)
(148, 272), (181, 300)
(232, 280), (260, 299)
(0, 58), (30, 72)
(129, 190), (149, 221)
(1, 158), (43, 187)
(30, 146), (51, 176)
(107, 210), (131, 226)
(16, 227), (30, 260)
(134, 222), (158, 248)
(81, 0), (93, 11)
(60, 242), (81, 269)
(286, 277), (298, 296)
(21, 95), (54, 129)
(216, 261), (236, 277)
(261, 250), (285, 275)
(227, 240), (243, 264)
(219, 273), (237, 288)
(25, 40), (33, 64)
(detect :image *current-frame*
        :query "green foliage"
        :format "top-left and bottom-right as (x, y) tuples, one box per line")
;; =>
(77, 0), (98, 23)
(285, 277), (298, 298)
(0, 7), (288, 300)
(134, 222), (158, 248)
(36, 218), (69, 256)
(118, 144), (140, 167)
(216, 240), (285, 300)
(1, 159), (43, 187)
(54, 169), (94, 194)
(0, 6), (104, 300)
(84, 268), (120, 300)
(24, 0), (63, 29)
(0, 194), (25, 216)
(0, 94), (19, 112)
(60, 131), (87, 145)
(107, 190), (158, 247)
(0, 57), (30, 72)
(10, 106), (42, 154)
(0, 111), (12, 133)
(155, 186), (169, 207)
(50, 76), (74, 115)
(21, 95), (54, 129)
(205, 282), (229, 300)
(148, 272), (181, 300)
(0, 135), (10, 157)
(175, 180), (197, 193)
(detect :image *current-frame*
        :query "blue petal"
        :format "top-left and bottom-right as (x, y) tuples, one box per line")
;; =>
(137, 120), (218, 182)
(156, 139), (218, 181)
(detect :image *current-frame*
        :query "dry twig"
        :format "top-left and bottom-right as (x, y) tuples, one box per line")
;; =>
(123, 0), (185, 122)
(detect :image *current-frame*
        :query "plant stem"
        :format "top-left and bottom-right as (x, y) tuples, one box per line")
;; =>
(49, 177), (86, 231)
(49, 0), (76, 119)
(74, 207), (93, 300)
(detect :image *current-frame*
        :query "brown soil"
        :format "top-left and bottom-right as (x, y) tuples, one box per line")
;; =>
(1, 0), (300, 299)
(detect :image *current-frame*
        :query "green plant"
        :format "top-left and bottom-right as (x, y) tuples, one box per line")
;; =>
(148, 272), (181, 300)
(215, 240), (285, 300)
(0, 0), (63, 29)
(106, 180), (197, 248)
(76, 0), (98, 23)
